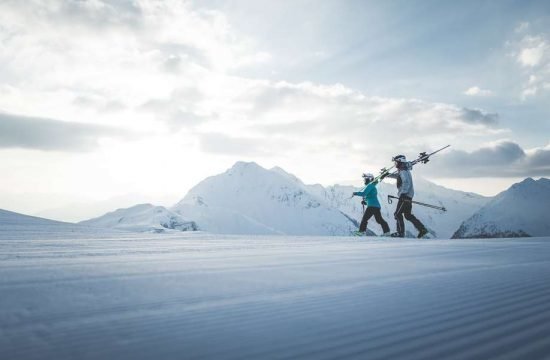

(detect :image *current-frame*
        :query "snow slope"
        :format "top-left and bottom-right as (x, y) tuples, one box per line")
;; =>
(453, 178), (550, 238)
(172, 162), (358, 235)
(79, 203), (197, 233)
(308, 177), (488, 238)
(0, 208), (125, 240)
(2, 229), (550, 359)
(34, 193), (179, 223)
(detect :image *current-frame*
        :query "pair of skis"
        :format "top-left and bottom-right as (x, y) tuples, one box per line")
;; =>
(373, 144), (451, 181)
(381, 145), (450, 213)
(354, 145), (451, 211)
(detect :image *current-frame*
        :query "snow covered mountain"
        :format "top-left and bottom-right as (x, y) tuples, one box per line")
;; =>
(308, 177), (489, 238)
(0, 208), (76, 232)
(79, 162), (488, 237)
(35, 193), (180, 223)
(79, 204), (197, 233)
(0, 208), (123, 240)
(452, 178), (550, 238)
(172, 162), (359, 236)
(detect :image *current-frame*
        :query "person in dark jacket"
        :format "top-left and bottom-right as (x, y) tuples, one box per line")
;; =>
(387, 155), (428, 238)
(352, 172), (391, 236)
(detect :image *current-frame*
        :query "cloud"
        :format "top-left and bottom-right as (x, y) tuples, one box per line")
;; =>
(198, 133), (276, 156)
(0, 112), (127, 151)
(423, 141), (550, 178)
(139, 88), (213, 129)
(517, 37), (546, 67)
(0, 1), (525, 183)
(73, 95), (126, 113)
(464, 86), (493, 97)
(0, 1), (143, 32)
(515, 22), (530, 33)
(459, 108), (499, 126)
(0, 0), (268, 91)
(510, 32), (550, 99)
(241, 81), (501, 139)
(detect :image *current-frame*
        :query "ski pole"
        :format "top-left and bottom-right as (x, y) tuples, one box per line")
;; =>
(387, 195), (447, 212)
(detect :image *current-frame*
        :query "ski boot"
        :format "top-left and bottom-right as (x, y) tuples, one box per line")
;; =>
(390, 232), (404, 238)
(380, 232), (392, 237)
(352, 230), (365, 236)
(417, 228), (429, 239)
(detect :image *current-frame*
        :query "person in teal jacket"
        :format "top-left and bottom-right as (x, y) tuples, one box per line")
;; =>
(352, 172), (390, 236)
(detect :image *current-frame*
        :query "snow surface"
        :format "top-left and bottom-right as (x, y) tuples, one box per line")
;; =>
(2, 220), (550, 359)
(79, 203), (197, 233)
(0, 208), (129, 239)
(454, 178), (550, 238)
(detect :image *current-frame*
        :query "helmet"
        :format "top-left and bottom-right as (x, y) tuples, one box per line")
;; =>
(362, 172), (374, 184)
(392, 154), (407, 163)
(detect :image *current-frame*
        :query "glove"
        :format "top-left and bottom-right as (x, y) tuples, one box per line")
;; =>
(380, 171), (389, 180)
(361, 200), (366, 206)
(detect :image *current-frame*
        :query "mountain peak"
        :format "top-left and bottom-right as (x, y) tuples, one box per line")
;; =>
(270, 166), (303, 185)
(515, 177), (536, 186)
(509, 177), (550, 191)
(229, 161), (264, 171)
(453, 176), (550, 238)
(225, 161), (269, 178)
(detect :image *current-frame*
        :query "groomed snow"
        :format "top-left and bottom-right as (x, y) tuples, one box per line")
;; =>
(2, 229), (550, 359)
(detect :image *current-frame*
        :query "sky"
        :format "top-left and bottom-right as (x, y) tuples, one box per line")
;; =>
(0, 0), (549, 218)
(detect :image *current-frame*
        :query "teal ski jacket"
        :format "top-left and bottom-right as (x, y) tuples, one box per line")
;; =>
(353, 180), (381, 208)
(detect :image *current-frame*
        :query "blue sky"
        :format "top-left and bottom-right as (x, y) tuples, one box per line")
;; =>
(219, 0), (550, 143)
(0, 0), (549, 216)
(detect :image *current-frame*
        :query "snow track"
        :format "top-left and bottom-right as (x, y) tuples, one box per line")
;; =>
(1, 232), (550, 359)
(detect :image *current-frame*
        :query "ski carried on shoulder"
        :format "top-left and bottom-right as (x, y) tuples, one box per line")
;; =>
(371, 145), (451, 183)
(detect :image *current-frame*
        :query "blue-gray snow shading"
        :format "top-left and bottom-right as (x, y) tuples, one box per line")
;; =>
(453, 178), (550, 238)
(79, 203), (197, 233)
(0, 208), (127, 240)
(1, 227), (550, 359)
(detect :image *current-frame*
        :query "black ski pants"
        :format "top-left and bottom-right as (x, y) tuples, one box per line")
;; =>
(360, 207), (390, 233)
(394, 195), (425, 236)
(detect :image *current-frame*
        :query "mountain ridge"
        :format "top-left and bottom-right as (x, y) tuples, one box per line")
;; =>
(452, 177), (550, 238)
